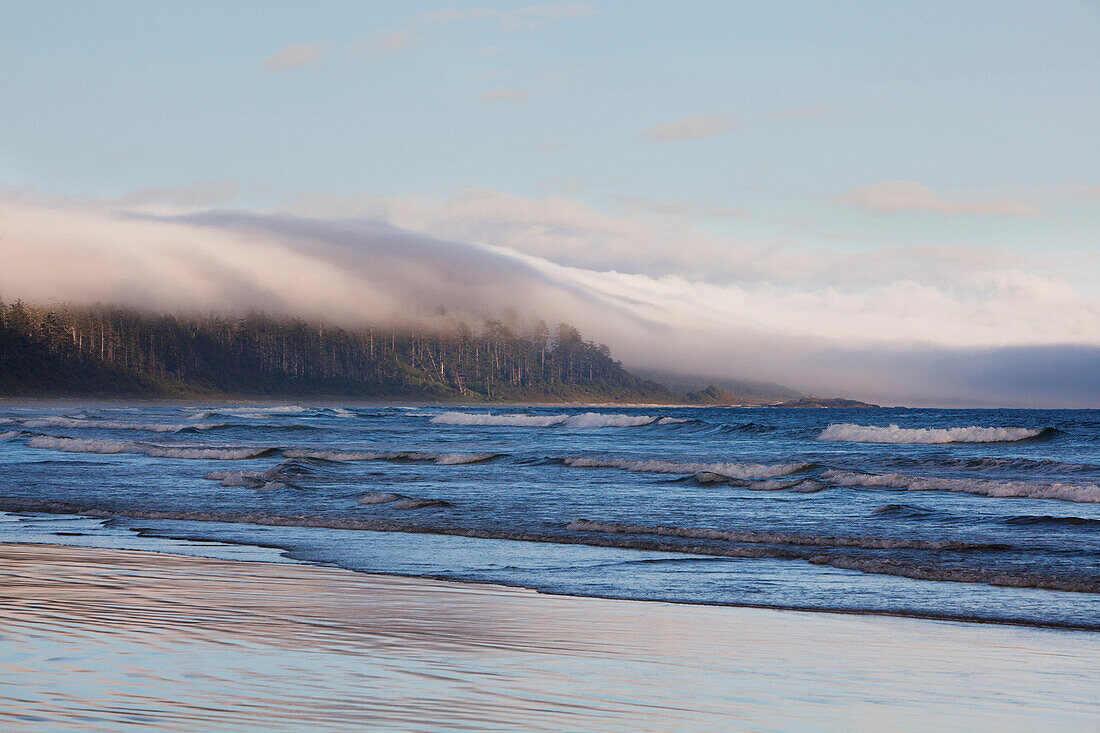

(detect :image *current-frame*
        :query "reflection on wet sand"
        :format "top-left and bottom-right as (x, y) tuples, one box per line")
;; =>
(1, 543), (1097, 731)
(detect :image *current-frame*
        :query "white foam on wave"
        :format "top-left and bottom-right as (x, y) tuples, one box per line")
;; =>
(818, 423), (1045, 444)
(657, 417), (692, 424)
(434, 453), (497, 465)
(28, 436), (271, 460)
(283, 449), (496, 465)
(563, 457), (810, 479)
(189, 405), (310, 419)
(431, 412), (567, 427)
(0, 431), (19, 441)
(431, 411), (657, 428)
(214, 405), (309, 415)
(19, 416), (219, 433)
(823, 469), (1100, 503)
(206, 470), (265, 487)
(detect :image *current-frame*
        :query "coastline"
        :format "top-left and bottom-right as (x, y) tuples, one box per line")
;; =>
(0, 396), (875, 409)
(2, 542), (1097, 731)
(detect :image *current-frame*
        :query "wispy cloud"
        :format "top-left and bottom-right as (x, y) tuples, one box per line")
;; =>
(497, 2), (598, 31)
(1069, 184), (1100, 199)
(478, 87), (527, 103)
(643, 116), (737, 142)
(473, 69), (577, 104)
(353, 3), (596, 60)
(261, 42), (329, 72)
(842, 180), (1044, 217)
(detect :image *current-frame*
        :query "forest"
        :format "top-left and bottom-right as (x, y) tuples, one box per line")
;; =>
(0, 299), (672, 401)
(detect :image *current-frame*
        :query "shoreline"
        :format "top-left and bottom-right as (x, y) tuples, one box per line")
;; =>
(2, 541), (1098, 730)
(5, 507), (1099, 633)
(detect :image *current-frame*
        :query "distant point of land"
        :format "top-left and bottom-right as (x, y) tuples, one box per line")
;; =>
(770, 396), (881, 409)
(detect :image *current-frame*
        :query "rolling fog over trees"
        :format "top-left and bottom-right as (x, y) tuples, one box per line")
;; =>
(0, 299), (670, 401)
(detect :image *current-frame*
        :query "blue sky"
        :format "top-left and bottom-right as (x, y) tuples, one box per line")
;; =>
(4, 2), (1098, 236)
(1, 1), (1098, 404)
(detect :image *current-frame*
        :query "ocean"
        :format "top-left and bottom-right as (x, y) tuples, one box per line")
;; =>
(1, 403), (1098, 630)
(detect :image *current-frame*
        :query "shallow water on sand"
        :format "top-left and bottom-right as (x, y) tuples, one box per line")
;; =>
(1, 544), (1097, 732)
(1, 403), (1099, 627)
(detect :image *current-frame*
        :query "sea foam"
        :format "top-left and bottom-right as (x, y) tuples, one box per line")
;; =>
(563, 457), (810, 479)
(823, 469), (1100, 503)
(817, 423), (1048, 444)
(19, 417), (219, 433)
(28, 436), (273, 460)
(283, 449), (497, 465)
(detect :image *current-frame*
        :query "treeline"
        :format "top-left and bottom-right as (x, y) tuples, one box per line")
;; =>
(0, 299), (671, 401)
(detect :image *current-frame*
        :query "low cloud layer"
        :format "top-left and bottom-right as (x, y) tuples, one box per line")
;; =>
(643, 116), (737, 142)
(1, 192), (1097, 406)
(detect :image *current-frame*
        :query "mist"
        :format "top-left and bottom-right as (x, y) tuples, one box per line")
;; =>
(1, 193), (1097, 407)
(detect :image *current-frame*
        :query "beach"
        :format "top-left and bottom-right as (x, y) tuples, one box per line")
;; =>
(2, 542), (1097, 732)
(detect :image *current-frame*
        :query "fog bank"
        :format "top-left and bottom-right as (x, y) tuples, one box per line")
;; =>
(1, 194), (1097, 407)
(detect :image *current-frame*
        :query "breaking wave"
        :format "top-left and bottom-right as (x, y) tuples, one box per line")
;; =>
(18, 416), (223, 433)
(197, 405), (308, 415)
(431, 412), (658, 428)
(878, 455), (1098, 475)
(358, 492), (452, 509)
(206, 470), (289, 490)
(27, 436), (275, 460)
(204, 460), (319, 489)
(283, 449), (498, 465)
(0, 430), (19, 441)
(23, 437), (497, 465)
(563, 457), (811, 479)
(823, 469), (1100, 503)
(818, 423), (1055, 444)
(189, 405), (312, 420)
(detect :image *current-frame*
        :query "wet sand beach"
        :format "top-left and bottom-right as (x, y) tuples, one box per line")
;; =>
(1, 542), (1097, 732)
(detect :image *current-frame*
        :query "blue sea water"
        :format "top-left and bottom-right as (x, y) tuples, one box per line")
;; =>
(1, 403), (1098, 629)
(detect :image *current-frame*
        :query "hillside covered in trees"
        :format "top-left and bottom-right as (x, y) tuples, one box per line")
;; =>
(0, 299), (672, 402)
